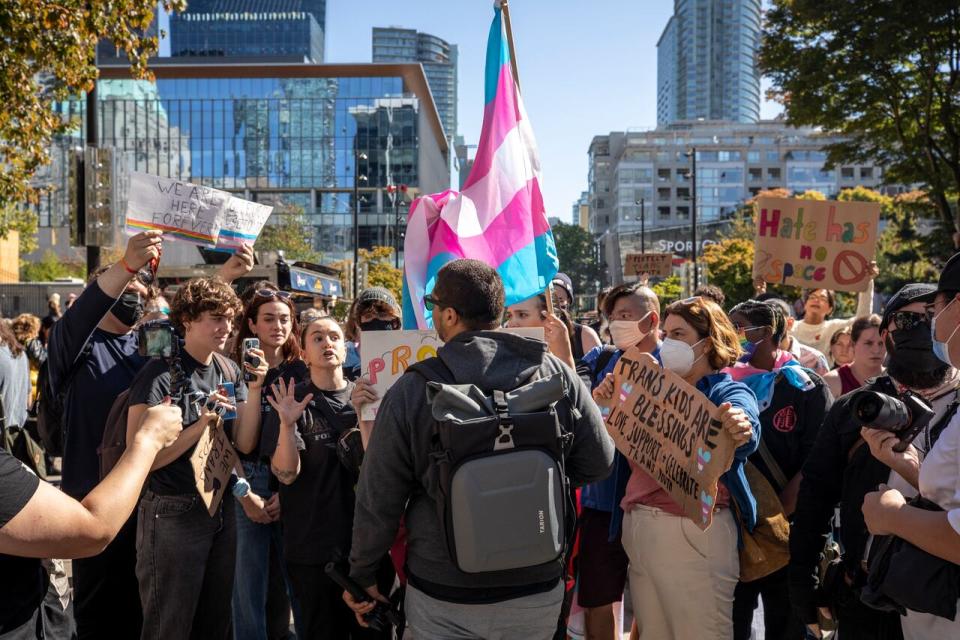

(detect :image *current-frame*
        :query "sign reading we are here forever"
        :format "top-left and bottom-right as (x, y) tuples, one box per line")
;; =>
(601, 349), (736, 530)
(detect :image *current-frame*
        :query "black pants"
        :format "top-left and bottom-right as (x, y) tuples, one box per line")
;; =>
(136, 492), (236, 640)
(73, 515), (141, 639)
(835, 581), (903, 640)
(733, 567), (804, 640)
(286, 563), (389, 640)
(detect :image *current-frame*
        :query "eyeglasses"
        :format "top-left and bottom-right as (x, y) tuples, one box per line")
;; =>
(807, 292), (832, 303)
(680, 296), (704, 305)
(423, 294), (442, 311)
(890, 310), (930, 331)
(733, 324), (769, 335)
(255, 289), (292, 300)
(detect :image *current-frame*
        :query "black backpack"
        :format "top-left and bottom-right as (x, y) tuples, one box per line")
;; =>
(33, 343), (92, 457)
(408, 357), (577, 575)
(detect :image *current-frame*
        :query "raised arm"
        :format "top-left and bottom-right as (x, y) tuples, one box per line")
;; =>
(0, 404), (181, 558)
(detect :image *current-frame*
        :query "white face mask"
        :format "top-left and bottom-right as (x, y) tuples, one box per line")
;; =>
(608, 313), (652, 351)
(660, 337), (706, 377)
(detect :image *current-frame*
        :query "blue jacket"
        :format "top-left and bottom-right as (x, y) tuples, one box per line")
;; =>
(697, 372), (762, 531)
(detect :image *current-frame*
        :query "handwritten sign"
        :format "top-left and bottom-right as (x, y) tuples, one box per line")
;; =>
(216, 197), (273, 252)
(601, 349), (736, 530)
(126, 172), (230, 247)
(623, 252), (674, 278)
(358, 327), (546, 420)
(753, 197), (880, 292)
(190, 423), (238, 516)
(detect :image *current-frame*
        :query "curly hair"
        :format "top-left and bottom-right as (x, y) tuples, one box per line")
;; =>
(169, 277), (243, 333)
(664, 296), (742, 370)
(11, 314), (40, 344)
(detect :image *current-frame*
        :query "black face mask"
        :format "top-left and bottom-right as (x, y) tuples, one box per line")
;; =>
(885, 330), (951, 390)
(360, 318), (400, 332)
(112, 292), (144, 327)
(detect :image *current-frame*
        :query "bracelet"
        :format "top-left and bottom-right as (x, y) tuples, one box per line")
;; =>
(120, 257), (139, 275)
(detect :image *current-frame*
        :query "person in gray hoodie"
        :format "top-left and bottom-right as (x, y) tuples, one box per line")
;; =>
(345, 259), (615, 639)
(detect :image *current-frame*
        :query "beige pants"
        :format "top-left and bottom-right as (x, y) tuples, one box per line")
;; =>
(621, 505), (739, 640)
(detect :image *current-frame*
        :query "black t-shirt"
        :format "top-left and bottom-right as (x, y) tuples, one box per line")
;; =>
(750, 372), (832, 493)
(238, 359), (309, 463)
(128, 351), (248, 496)
(0, 449), (47, 633)
(261, 380), (357, 565)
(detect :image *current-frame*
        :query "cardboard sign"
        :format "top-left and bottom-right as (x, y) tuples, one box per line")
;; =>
(623, 252), (674, 278)
(190, 423), (239, 516)
(358, 327), (546, 420)
(601, 349), (736, 530)
(753, 197), (880, 292)
(126, 172), (230, 247)
(216, 197), (273, 252)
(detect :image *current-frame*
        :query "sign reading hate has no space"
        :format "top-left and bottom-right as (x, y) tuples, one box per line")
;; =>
(601, 349), (736, 530)
(753, 197), (880, 292)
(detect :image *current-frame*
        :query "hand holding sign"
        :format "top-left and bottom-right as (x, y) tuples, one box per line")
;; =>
(123, 230), (163, 273)
(601, 348), (737, 530)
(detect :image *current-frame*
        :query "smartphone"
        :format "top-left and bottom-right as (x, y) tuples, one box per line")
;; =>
(243, 338), (260, 382)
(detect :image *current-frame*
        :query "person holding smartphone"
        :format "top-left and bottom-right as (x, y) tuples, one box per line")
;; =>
(230, 282), (307, 640)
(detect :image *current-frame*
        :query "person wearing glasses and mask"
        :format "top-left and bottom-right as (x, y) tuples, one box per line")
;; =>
(230, 282), (306, 640)
(790, 283), (960, 640)
(342, 288), (402, 382)
(595, 296), (760, 640)
(724, 300), (833, 640)
(46, 237), (252, 640)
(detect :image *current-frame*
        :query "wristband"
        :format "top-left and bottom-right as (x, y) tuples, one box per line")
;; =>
(120, 257), (139, 275)
(232, 477), (251, 498)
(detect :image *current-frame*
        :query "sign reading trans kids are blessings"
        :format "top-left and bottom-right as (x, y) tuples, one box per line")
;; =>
(600, 349), (736, 530)
(753, 197), (880, 293)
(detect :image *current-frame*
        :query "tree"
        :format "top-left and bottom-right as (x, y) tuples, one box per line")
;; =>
(0, 203), (38, 256)
(650, 276), (684, 307)
(761, 2), (960, 254)
(21, 250), (85, 282)
(359, 246), (402, 304)
(0, 1), (186, 232)
(256, 206), (322, 264)
(552, 222), (601, 298)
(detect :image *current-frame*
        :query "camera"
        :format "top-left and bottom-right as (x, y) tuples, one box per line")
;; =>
(138, 320), (178, 359)
(850, 389), (935, 452)
(242, 337), (261, 382)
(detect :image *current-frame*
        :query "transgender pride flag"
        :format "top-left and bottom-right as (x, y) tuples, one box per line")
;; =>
(401, 3), (559, 329)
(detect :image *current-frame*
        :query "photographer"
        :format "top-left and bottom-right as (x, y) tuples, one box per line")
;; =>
(725, 300), (834, 639)
(231, 281), (306, 640)
(0, 404), (181, 639)
(262, 316), (388, 639)
(46, 236), (252, 639)
(860, 253), (960, 638)
(789, 283), (960, 640)
(124, 277), (252, 639)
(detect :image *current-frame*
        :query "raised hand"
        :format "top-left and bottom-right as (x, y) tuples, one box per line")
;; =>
(244, 347), (269, 390)
(717, 402), (753, 446)
(216, 244), (255, 284)
(267, 377), (314, 428)
(123, 230), (163, 272)
(351, 377), (379, 412)
(592, 372), (615, 403)
(135, 400), (183, 450)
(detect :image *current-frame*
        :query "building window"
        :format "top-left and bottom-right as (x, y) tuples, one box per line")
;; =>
(747, 151), (760, 163)
(677, 187), (690, 199)
(658, 187), (671, 201)
(841, 167), (855, 179)
(768, 167), (781, 179)
(658, 206), (671, 218)
(748, 167), (762, 181)
(860, 167), (874, 179)
(676, 206), (689, 219)
(658, 168), (671, 181)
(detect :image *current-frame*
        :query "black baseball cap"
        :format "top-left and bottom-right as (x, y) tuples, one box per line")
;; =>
(936, 251), (960, 294)
(881, 283), (937, 329)
(551, 273), (574, 300)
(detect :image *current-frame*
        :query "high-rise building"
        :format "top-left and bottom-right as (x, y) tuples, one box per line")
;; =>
(587, 120), (896, 285)
(372, 27), (457, 139)
(169, 0), (326, 61)
(656, 0), (761, 125)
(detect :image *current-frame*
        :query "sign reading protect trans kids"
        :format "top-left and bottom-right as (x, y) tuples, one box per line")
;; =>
(752, 197), (880, 293)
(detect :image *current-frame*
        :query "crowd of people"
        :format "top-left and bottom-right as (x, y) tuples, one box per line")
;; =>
(2, 228), (960, 640)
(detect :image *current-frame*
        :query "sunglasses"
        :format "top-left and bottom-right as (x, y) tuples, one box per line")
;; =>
(890, 310), (931, 331)
(733, 324), (769, 334)
(423, 294), (442, 311)
(680, 296), (704, 305)
(255, 289), (292, 300)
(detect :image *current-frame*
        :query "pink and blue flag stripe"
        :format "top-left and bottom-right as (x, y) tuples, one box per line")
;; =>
(401, 4), (558, 329)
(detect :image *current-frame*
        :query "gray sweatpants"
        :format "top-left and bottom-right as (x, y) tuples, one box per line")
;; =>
(404, 581), (564, 640)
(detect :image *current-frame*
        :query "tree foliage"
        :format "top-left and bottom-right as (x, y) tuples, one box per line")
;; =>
(0, 0), (186, 226)
(760, 1), (960, 253)
(552, 222), (601, 297)
(359, 246), (402, 304)
(256, 206), (322, 264)
(650, 276), (684, 307)
(21, 250), (85, 282)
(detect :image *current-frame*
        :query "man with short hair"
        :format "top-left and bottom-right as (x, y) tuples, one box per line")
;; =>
(346, 259), (614, 639)
(578, 281), (661, 640)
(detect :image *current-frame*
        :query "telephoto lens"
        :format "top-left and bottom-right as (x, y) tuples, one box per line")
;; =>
(850, 391), (911, 431)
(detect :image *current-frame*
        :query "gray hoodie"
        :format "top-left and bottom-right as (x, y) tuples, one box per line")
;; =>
(349, 330), (614, 594)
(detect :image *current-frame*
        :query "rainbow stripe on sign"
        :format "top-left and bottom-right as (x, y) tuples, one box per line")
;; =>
(401, 5), (558, 328)
(126, 218), (216, 244)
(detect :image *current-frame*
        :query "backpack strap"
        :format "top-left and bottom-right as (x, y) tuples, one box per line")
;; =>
(406, 356), (456, 386)
(591, 346), (619, 386)
(211, 352), (241, 386)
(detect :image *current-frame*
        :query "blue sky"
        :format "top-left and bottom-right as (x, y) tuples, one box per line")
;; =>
(326, 0), (782, 223)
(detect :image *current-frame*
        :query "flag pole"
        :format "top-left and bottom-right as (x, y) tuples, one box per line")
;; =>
(499, 0), (522, 94)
